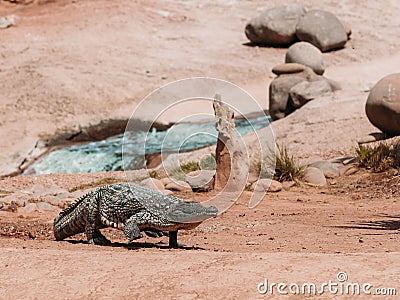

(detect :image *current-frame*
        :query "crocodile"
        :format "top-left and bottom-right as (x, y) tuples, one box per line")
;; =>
(54, 183), (218, 247)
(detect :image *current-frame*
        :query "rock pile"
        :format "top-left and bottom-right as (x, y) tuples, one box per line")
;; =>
(269, 63), (338, 121)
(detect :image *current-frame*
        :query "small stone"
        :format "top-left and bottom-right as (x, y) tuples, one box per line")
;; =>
(139, 178), (164, 191)
(308, 160), (340, 178)
(161, 177), (173, 186)
(46, 196), (62, 207)
(37, 202), (56, 212)
(165, 180), (192, 192)
(303, 167), (327, 186)
(282, 181), (296, 189)
(18, 203), (38, 214)
(247, 173), (259, 184)
(185, 170), (215, 192)
(252, 179), (282, 192)
(272, 63), (305, 75)
(160, 189), (174, 196)
(339, 165), (359, 176)
(12, 198), (28, 207)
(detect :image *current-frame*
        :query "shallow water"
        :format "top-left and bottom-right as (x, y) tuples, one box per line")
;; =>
(25, 115), (270, 175)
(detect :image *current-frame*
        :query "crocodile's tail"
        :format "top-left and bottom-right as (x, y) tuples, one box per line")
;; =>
(54, 190), (95, 240)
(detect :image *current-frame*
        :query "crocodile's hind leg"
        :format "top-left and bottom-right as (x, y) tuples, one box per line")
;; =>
(85, 198), (111, 245)
(90, 229), (111, 245)
(169, 231), (178, 248)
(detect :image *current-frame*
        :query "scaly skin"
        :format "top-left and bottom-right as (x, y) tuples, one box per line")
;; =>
(54, 183), (218, 247)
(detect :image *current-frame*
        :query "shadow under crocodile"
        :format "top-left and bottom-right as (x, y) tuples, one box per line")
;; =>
(61, 239), (207, 250)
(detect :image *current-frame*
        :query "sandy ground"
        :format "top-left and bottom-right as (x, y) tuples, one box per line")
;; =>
(1, 170), (400, 298)
(1, 0), (400, 298)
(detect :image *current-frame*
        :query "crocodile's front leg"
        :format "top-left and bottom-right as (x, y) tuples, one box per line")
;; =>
(123, 217), (143, 242)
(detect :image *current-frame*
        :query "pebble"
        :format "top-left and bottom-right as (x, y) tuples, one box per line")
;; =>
(165, 181), (192, 192)
(303, 167), (327, 186)
(37, 202), (56, 212)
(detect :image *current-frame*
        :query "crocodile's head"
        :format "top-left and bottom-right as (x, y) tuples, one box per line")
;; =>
(166, 201), (218, 225)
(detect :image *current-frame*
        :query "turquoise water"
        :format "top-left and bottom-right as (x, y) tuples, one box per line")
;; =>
(25, 115), (270, 174)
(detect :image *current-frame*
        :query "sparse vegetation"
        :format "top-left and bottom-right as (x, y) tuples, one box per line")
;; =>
(149, 170), (162, 180)
(356, 142), (400, 172)
(68, 177), (125, 193)
(180, 161), (201, 173)
(274, 144), (305, 182)
(167, 161), (201, 181)
(252, 143), (305, 182)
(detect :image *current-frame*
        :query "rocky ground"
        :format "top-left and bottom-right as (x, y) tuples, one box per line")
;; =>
(1, 0), (400, 299)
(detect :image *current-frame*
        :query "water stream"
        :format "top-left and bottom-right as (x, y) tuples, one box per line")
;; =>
(25, 115), (270, 175)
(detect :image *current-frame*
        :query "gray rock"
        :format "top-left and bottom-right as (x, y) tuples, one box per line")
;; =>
(37, 202), (56, 212)
(282, 181), (296, 190)
(19, 203), (38, 214)
(45, 196), (63, 207)
(285, 42), (325, 75)
(139, 178), (165, 191)
(289, 80), (333, 108)
(252, 179), (282, 192)
(296, 10), (348, 52)
(272, 63), (305, 75)
(269, 75), (306, 120)
(365, 73), (400, 136)
(308, 160), (340, 178)
(165, 180), (192, 192)
(245, 4), (306, 45)
(339, 165), (359, 176)
(161, 177), (173, 186)
(185, 170), (215, 192)
(303, 167), (327, 186)
(0, 16), (15, 29)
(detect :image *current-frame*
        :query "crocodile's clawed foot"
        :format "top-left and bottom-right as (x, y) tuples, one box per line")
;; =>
(88, 234), (111, 245)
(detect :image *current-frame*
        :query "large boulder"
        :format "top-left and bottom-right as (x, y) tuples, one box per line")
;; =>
(365, 73), (400, 136)
(296, 10), (348, 52)
(245, 4), (306, 46)
(285, 42), (325, 75)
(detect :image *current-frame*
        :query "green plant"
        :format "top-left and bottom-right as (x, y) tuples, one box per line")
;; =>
(180, 161), (201, 173)
(356, 142), (400, 172)
(68, 177), (125, 193)
(149, 170), (161, 180)
(167, 161), (201, 181)
(273, 144), (305, 182)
